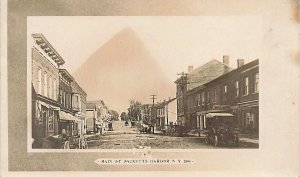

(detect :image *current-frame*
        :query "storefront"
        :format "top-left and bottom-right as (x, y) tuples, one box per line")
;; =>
(59, 111), (81, 136)
(238, 101), (259, 135)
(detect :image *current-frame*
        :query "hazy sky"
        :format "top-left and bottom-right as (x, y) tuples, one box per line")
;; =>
(28, 16), (262, 82)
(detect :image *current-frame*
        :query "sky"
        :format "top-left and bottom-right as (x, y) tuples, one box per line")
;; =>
(28, 16), (262, 82)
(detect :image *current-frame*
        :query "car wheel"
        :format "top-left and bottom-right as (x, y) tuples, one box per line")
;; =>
(214, 136), (218, 147)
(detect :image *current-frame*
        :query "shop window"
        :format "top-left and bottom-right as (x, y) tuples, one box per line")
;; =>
(48, 110), (54, 132)
(245, 112), (255, 129)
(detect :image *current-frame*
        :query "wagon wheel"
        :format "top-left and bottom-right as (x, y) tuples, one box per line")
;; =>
(205, 136), (209, 144)
(62, 141), (70, 149)
(214, 135), (218, 147)
(235, 136), (239, 147)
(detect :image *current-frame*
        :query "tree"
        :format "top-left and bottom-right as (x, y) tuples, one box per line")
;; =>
(128, 99), (141, 121)
(109, 110), (119, 121)
(120, 112), (128, 121)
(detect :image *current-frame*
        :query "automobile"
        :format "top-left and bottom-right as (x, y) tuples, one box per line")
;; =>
(204, 113), (239, 147)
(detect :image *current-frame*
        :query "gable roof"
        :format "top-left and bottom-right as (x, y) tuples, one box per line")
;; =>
(187, 59), (233, 90)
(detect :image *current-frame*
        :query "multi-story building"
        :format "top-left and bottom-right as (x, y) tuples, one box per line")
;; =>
(155, 98), (177, 130)
(140, 104), (152, 123)
(71, 81), (87, 134)
(186, 59), (259, 135)
(58, 69), (81, 136)
(86, 102), (97, 133)
(31, 34), (65, 148)
(175, 56), (233, 128)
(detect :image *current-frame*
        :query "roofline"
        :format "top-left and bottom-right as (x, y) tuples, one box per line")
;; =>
(204, 59), (259, 85)
(59, 69), (74, 81)
(32, 33), (65, 65)
(72, 80), (87, 96)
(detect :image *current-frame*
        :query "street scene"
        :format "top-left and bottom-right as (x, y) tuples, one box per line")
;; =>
(29, 17), (259, 149)
(87, 121), (258, 149)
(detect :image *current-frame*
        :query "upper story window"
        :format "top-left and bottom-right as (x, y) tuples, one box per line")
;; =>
(223, 85), (228, 101)
(244, 77), (249, 95)
(37, 67), (42, 94)
(197, 93), (201, 106)
(43, 72), (47, 97)
(235, 81), (239, 97)
(214, 88), (217, 103)
(255, 73), (259, 93)
(49, 75), (52, 99)
(53, 78), (57, 100)
(207, 91), (210, 104)
(201, 92), (205, 105)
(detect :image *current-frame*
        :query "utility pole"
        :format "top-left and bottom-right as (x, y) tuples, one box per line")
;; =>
(150, 94), (157, 134)
(150, 94), (157, 106)
(177, 72), (188, 128)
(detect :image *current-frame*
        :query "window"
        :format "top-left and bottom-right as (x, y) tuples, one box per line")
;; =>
(49, 76), (52, 99)
(48, 110), (54, 132)
(201, 92), (205, 105)
(255, 73), (259, 92)
(197, 93), (201, 106)
(43, 72), (47, 97)
(244, 77), (249, 95)
(235, 81), (239, 97)
(37, 67), (42, 94)
(207, 91), (210, 104)
(53, 78), (56, 100)
(223, 85), (227, 101)
(214, 88), (217, 103)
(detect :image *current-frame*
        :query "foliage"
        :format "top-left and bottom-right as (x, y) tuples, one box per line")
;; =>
(109, 110), (119, 121)
(128, 99), (142, 121)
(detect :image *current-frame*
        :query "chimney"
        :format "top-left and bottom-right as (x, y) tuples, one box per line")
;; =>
(223, 55), (229, 65)
(188, 65), (194, 73)
(237, 59), (245, 68)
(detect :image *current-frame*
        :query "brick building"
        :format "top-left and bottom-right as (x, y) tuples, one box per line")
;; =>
(71, 81), (87, 134)
(185, 59), (259, 135)
(31, 34), (65, 148)
(58, 69), (81, 136)
(175, 57), (233, 127)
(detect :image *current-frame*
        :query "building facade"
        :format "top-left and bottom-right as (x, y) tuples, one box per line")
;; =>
(175, 57), (233, 128)
(155, 98), (177, 130)
(185, 59), (259, 135)
(58, 69), (81, 136)
(71, 81), (87, 134)
(31, 34), (65, 148)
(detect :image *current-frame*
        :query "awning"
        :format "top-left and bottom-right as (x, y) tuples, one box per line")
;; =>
(59, 111), (81, 122)
(206, 113), (234, 118)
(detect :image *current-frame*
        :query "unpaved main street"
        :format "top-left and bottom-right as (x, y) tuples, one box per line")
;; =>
(87, 121), (258, 149)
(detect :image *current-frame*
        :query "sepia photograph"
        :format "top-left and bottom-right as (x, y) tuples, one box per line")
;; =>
(29, 16), (259, 150)
(1, 0), (299, 175)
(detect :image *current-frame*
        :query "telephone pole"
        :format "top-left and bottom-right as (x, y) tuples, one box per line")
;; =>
(150, 94), (157, 106)
(149, 94), (157, 134)
(176, 72), (188, 127)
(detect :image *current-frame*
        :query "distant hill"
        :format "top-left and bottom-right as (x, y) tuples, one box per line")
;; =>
(73, 28), (175, 112)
